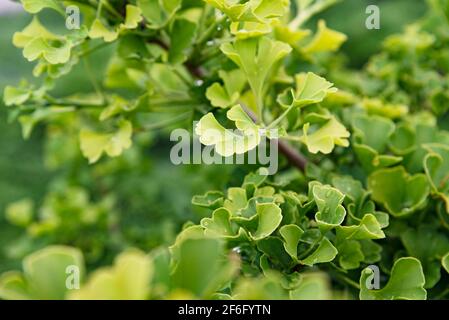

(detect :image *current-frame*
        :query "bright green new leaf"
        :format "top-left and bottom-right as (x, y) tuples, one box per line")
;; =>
(313, 183), (346, 230)
(201, 208), (235, 237)
(137, 0), (181, 28)
(360, 257), (426, 300)
(21, 0), (64, 14)
(289, 273), (331, 300)
(303, 20), (347, 54)
(3, 86), (32, 106)
(337, 214), (385, 240)
(70, 250), (152, 300)
(206, 69), (246, 108)
(300, 117), (350, 154)
(277, 72), (337, 109)
(121, 5), (143, 29)
(368, 166), (429, 217)
(424, 145), (449, 213)
(89, 19), (118, 42)
(195, 105), (261, 157)
(171, 237), (238, 298)
(5, 198), (34, 227)
(300, 237), (338, 266)
(221, 37), (291, 110)
(23, 37), (72, 64)
(192, 191), (224, 209)
(280, 224), (304, 260)
(0, 246), (84, 300)
(337, 240), (364, 270)
(443, 252), (449, 274)
(13, 17), (58, 48)
(249, 203), (282, 241)
(79, 120), (133, 164)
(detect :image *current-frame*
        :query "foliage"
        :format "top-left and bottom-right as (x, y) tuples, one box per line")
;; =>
(1, 0), (449, 300)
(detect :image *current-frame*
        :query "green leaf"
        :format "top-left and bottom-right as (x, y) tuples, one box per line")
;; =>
(280, 224), (304, 260)
(443, 252), (449, 274)
(168, 18), (197, 64)
(23, 37), (72, 64)
(249, 203), (282, 241)
(312, 184), (346, 230)
(337, 214), (385, 240)
(5, 198), (34, 227)
(353, 114), (395, 152)
(300, 117), (350, 154)
(79, 120), (133, 164)
(201, 208), (235, 237)
(368, 166), (430, 217)
(13, 17), (58, 48)
(424, 144), (449, 213)
(195, 105), (261, 157)
(192, 191), (224, 209)
(3, 86), (31, 106)
(206, 69), (246, 108)
(121, 5), (143, 29)
(303, 20), (347, 54)
(400, 226), (449, 288)
(137, 0), (181, 28)
(337, 240), (364, 270)
(221, 37), (291, 110)
(89, 19), (118, 42)
(21, 0), (64, 14)
(171, 237), (238, 298)
(205, 0), (289, 22)
(300, 237), (338, 266)
(277, 72), (337, 109)
(0, 246), (84, 300)
(360, 257), (427, 300)
(289, 273), (331, 300)
(70, 250), (152, 300)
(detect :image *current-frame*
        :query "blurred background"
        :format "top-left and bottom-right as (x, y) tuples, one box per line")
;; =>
(0, 0), (427, 272)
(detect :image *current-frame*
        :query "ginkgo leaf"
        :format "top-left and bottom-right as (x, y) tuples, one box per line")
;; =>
(300, 237), (338, 266)
(205, 0), (289, 23)
(168, 18), (197, 64)
(21, 0), (64, 15)
(0, 246), (84, 300)
(23, 37), (72, 64)
(368, 166), (429, 217)
(277, 72), (337, 108)
(360, 257), (426, 300)
(79, 120), (133, 164)
(300, 117), (350, 154)
(221, 37), (291, 110)
(137, 0), (181, 28)
(121, 5), (143, 29)
(3, 86), (32, 106)
(443, 252), (449, 274)
(249, 203), (282, 241)
(201, 208), (235, 237)
(195, 105), (261, 157)
(206, 69), (246, 108)
(337, 240), (364, 270)
(423, 144), (449, 213)
(312, 184), (346, 231)
(337, 214), (385, 240)
(280, 224), (304, 260)
(303, 20), (347, 54)
(13, 17), (59, 48)
(70, 250), (152, 300)
(89, 19), (118, 42)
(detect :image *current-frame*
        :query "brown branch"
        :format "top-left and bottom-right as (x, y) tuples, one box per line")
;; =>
(242, 106), (308, 172)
